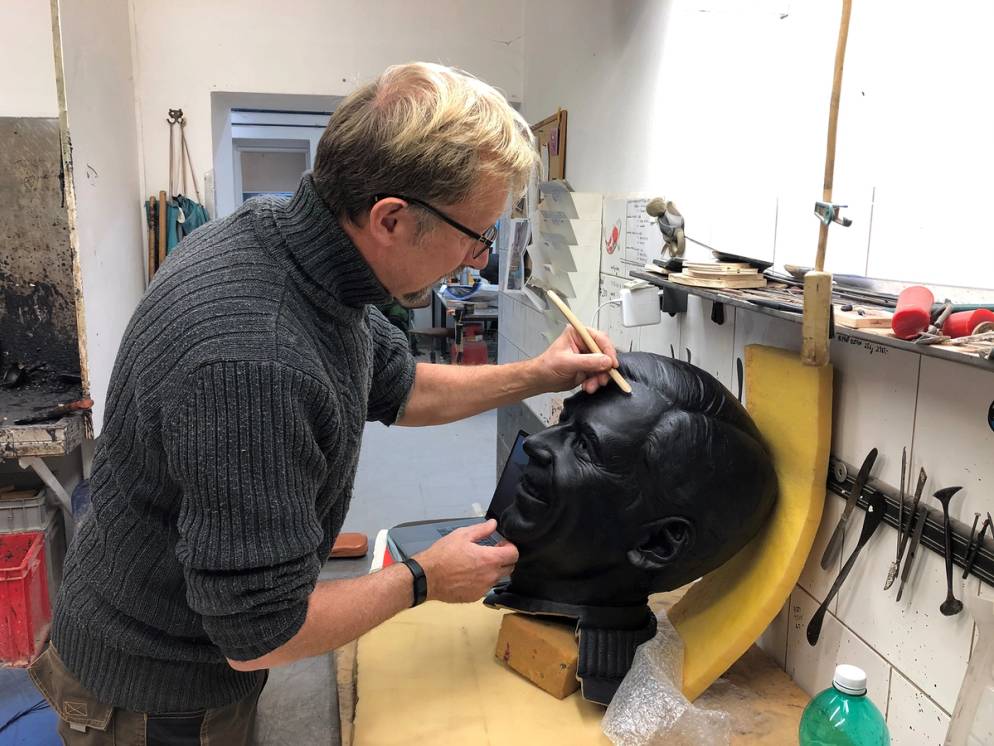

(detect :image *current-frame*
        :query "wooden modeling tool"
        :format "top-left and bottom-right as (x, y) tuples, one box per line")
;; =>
(544, 290), (632, 394)
(801, 0), (852, 367)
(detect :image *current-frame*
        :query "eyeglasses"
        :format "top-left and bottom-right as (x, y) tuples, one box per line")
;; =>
(373, 194), (497, 259)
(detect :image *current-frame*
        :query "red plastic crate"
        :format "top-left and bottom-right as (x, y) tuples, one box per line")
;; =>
(0, 531), (51, 666)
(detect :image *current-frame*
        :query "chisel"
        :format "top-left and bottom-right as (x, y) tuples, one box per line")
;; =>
(883, 448), (907, 589)
(896, 500), (930, 602)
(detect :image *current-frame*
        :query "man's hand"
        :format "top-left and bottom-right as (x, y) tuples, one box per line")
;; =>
(415, 519), (518, 603)
(534, 324), (620, 395)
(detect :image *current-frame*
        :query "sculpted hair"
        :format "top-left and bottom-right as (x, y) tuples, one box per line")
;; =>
(312, 62), (538, 221)
(618, 353), (778, 588)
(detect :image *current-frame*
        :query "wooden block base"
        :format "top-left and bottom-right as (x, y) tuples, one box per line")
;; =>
(494, 613), (580, 699)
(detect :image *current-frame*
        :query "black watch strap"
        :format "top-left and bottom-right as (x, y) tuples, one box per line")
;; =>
(402, 558), (428, 607)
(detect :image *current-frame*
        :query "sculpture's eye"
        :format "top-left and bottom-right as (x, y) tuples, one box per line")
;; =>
(574, 433), (588, 456)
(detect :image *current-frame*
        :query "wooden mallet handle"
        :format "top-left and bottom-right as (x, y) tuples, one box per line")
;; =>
(545, 290), (632, 394)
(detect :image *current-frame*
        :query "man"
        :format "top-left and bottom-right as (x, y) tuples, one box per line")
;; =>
(30, 62), (619, 743)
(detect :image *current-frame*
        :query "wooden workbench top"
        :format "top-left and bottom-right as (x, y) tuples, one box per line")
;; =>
(337, 588), (808, 746)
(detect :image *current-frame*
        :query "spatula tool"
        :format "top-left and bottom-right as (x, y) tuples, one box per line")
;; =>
(808, 489), (887, 645)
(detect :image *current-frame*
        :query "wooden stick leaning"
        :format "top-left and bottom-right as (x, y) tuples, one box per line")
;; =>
(801, 0), (852, 367)
(544, 290), (632, 395)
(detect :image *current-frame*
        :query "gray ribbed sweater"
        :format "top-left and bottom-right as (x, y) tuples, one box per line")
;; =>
(52, 174), (416, 713)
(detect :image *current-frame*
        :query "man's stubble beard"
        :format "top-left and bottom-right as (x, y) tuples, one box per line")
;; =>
(399, 287), (433, 308)
(397, 263), (471, 309)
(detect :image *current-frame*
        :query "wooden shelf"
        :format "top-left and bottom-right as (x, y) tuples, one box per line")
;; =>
(630, 270), (994, 373)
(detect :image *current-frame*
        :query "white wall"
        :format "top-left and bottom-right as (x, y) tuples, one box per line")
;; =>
(240, 150), (309, 194)
(0, 0), (58, 117)
(131, 0), (526, 202)
(522, 0), (994, 290)
(55, 0), (146, 433)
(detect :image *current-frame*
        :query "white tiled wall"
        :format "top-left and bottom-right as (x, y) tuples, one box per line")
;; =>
(786, 587), (892, 714)
(888, 670), (951, 746)
(679, 295), (736, 390)
(499, 280), (994, 744)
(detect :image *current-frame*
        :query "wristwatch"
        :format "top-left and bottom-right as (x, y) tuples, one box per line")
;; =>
(402, 558), (428, 607)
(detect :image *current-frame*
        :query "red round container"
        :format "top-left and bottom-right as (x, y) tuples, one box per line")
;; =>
(0, 531), (50, 666)
(891, 286), (934, 340)
(943, 309), (994, 338)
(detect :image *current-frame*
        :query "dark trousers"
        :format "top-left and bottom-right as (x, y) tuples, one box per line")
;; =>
(28, 645), (265, 745)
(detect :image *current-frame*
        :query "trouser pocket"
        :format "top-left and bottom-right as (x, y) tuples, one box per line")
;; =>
(28, 645), (115, 743)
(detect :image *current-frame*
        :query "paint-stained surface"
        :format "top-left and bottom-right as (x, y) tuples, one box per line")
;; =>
(0, 117), (80, 376)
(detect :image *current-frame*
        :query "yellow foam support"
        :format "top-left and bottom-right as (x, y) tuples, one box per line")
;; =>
(668, 345), (833, 701)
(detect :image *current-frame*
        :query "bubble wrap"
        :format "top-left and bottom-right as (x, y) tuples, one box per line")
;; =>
(601, 610), (730, 746)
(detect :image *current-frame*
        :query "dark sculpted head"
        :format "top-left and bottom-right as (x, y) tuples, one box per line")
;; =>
(497, 352), (777, 608)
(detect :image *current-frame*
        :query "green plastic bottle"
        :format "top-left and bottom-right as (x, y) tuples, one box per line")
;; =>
(798, 664), (890, 745)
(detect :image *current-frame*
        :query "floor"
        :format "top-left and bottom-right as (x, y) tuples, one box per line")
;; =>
(254, 409), (498, 745)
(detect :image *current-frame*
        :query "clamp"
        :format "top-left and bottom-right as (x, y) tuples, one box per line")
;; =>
(814, 201), (853, 227)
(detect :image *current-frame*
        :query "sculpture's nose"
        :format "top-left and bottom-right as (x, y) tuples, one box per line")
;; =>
(523, 431), (554, 467)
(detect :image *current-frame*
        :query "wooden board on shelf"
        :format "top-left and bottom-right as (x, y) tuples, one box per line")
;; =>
(669, 273), (768, 289)
(682, 262), (757, 274)
(834, 306), (894, 329)
(684, 269), (760, 280)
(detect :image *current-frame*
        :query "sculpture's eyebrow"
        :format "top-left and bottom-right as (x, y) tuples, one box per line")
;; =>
(578, 421), (601, 456)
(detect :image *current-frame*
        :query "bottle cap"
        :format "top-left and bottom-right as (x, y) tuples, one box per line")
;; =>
(833, 664), (867, 696)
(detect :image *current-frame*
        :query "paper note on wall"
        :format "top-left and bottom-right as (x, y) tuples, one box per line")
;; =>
(624, 198), (665, 267)
(601, 196), (665, 278)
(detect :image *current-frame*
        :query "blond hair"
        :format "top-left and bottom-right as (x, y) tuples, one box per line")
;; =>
(313, 62), (537, 221)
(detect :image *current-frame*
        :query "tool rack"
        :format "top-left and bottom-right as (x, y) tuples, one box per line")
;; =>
(828, 458), (994, 588)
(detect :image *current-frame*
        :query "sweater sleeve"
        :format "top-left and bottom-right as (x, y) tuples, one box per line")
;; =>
(367, 306), (416, 425)
(163, 361), (330, 661)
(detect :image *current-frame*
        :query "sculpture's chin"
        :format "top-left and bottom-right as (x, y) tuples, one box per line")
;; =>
(497, 503), (550, 544)
(497, 480), (557, 543)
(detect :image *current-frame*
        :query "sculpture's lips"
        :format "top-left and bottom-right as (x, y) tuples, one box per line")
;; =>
(517, 474), (549, 506)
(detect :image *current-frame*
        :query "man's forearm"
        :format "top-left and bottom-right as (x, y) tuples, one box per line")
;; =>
(397, 361), (549, 427)
(227, 563), (413, 671)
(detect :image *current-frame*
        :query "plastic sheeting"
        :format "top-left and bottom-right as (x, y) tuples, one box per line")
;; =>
(602, 611), (730, 746)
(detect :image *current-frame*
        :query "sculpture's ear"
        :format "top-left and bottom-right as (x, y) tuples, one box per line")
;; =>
(627, 516), (695, 571)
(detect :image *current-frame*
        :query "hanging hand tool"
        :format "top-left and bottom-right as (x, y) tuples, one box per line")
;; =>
(896, 496), (930, 603)
(808, 489), (887, 645)
(821, 447), (878, 570)
(962, 513), (982, 578)
(895, 466), (929, 565)
(884, 448), (908, 589)
(963, 512), (993, 580)
(935, 486), (965, 616)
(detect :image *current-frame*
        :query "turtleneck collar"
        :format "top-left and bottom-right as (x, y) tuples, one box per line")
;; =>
(255, 173), (392, 312)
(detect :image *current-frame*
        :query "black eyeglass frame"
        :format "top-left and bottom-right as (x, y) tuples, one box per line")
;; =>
(373, 194), (498, 259)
